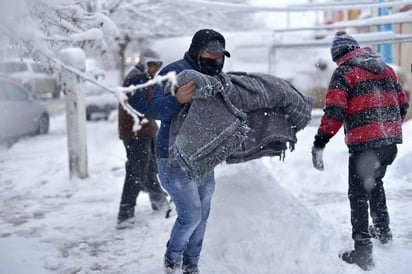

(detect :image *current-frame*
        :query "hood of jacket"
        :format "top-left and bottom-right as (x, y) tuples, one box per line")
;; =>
(339, 47), (386, 75)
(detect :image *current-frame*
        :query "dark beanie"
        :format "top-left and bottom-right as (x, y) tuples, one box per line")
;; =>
(188, 29), (230, 62)
(331, 31), (360, 62)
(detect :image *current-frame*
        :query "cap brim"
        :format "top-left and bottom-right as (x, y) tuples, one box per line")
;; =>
(204, 48), (231, 58)
(204, 41), (231, 58)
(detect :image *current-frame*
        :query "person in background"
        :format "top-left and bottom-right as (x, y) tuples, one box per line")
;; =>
(311, 31), (409, 271)
(128, 29), (230, 274)
(116, 48), (169, 229)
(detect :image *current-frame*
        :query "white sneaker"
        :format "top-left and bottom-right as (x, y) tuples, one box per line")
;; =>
(116, 217), (135, 229)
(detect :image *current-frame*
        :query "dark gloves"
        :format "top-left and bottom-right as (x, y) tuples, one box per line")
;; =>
(311, 146), (324, 171)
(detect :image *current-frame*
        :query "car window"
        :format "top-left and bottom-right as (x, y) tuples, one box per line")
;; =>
(4, 81), (30, 101)
(0, 62), (28, 74)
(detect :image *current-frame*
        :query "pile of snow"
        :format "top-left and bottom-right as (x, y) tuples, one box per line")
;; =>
(205, 161), (334, 273)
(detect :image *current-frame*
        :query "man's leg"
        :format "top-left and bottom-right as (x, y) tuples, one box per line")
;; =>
(117, 138), (146, 225)
(182, 170), (215, 273)
(157, 159), (214, 269)
(143, 138), (168, 211)
(341, 150), (374, 270)
(369, 145), (397, 244)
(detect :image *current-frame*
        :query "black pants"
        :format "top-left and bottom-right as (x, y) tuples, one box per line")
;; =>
(348, 145), (397, 251)
(118, 137), (167, 221)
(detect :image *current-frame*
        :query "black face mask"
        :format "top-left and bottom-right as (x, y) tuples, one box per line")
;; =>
(199, 57), (224, 76)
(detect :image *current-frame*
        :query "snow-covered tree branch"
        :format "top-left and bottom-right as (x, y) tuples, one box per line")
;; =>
(0, 0), (119, 68)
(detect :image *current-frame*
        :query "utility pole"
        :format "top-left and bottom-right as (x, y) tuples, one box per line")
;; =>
(59, 47), (89, 180)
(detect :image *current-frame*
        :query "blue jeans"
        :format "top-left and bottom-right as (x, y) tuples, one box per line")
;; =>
(157, 158), (215, 265)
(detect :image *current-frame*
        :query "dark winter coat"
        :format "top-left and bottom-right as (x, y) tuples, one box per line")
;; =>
(118, 64), (158, 140)
(127, 52), (200, 158)
(314, 47), (409, 152)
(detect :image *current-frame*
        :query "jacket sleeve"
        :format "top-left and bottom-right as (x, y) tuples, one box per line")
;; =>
(313, 69), (348, 148)
(127, 67), (181, 121)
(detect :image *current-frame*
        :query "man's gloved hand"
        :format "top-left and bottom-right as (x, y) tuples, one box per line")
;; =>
(311, 146), (324, 171)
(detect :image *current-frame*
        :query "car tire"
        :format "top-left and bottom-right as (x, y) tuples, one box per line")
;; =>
(38, 113), (50, 134)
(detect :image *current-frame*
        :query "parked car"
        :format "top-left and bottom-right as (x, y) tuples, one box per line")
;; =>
(0, 76), (50, 144)
(84, 59), (118, 121)
(85, 81), (118, 121)
(0, 59), (60, 99)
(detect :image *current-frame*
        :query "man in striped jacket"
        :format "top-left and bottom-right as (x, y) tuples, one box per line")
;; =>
(311, 31), (409, 271)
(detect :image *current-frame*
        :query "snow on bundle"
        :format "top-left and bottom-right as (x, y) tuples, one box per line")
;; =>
(169, 70), (313, 181)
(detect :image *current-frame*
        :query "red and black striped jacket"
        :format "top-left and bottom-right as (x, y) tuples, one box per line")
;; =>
(314, 47), (409, 152)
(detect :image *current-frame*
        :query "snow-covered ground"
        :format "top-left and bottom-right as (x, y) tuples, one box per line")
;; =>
(0, 104), (411, 274)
